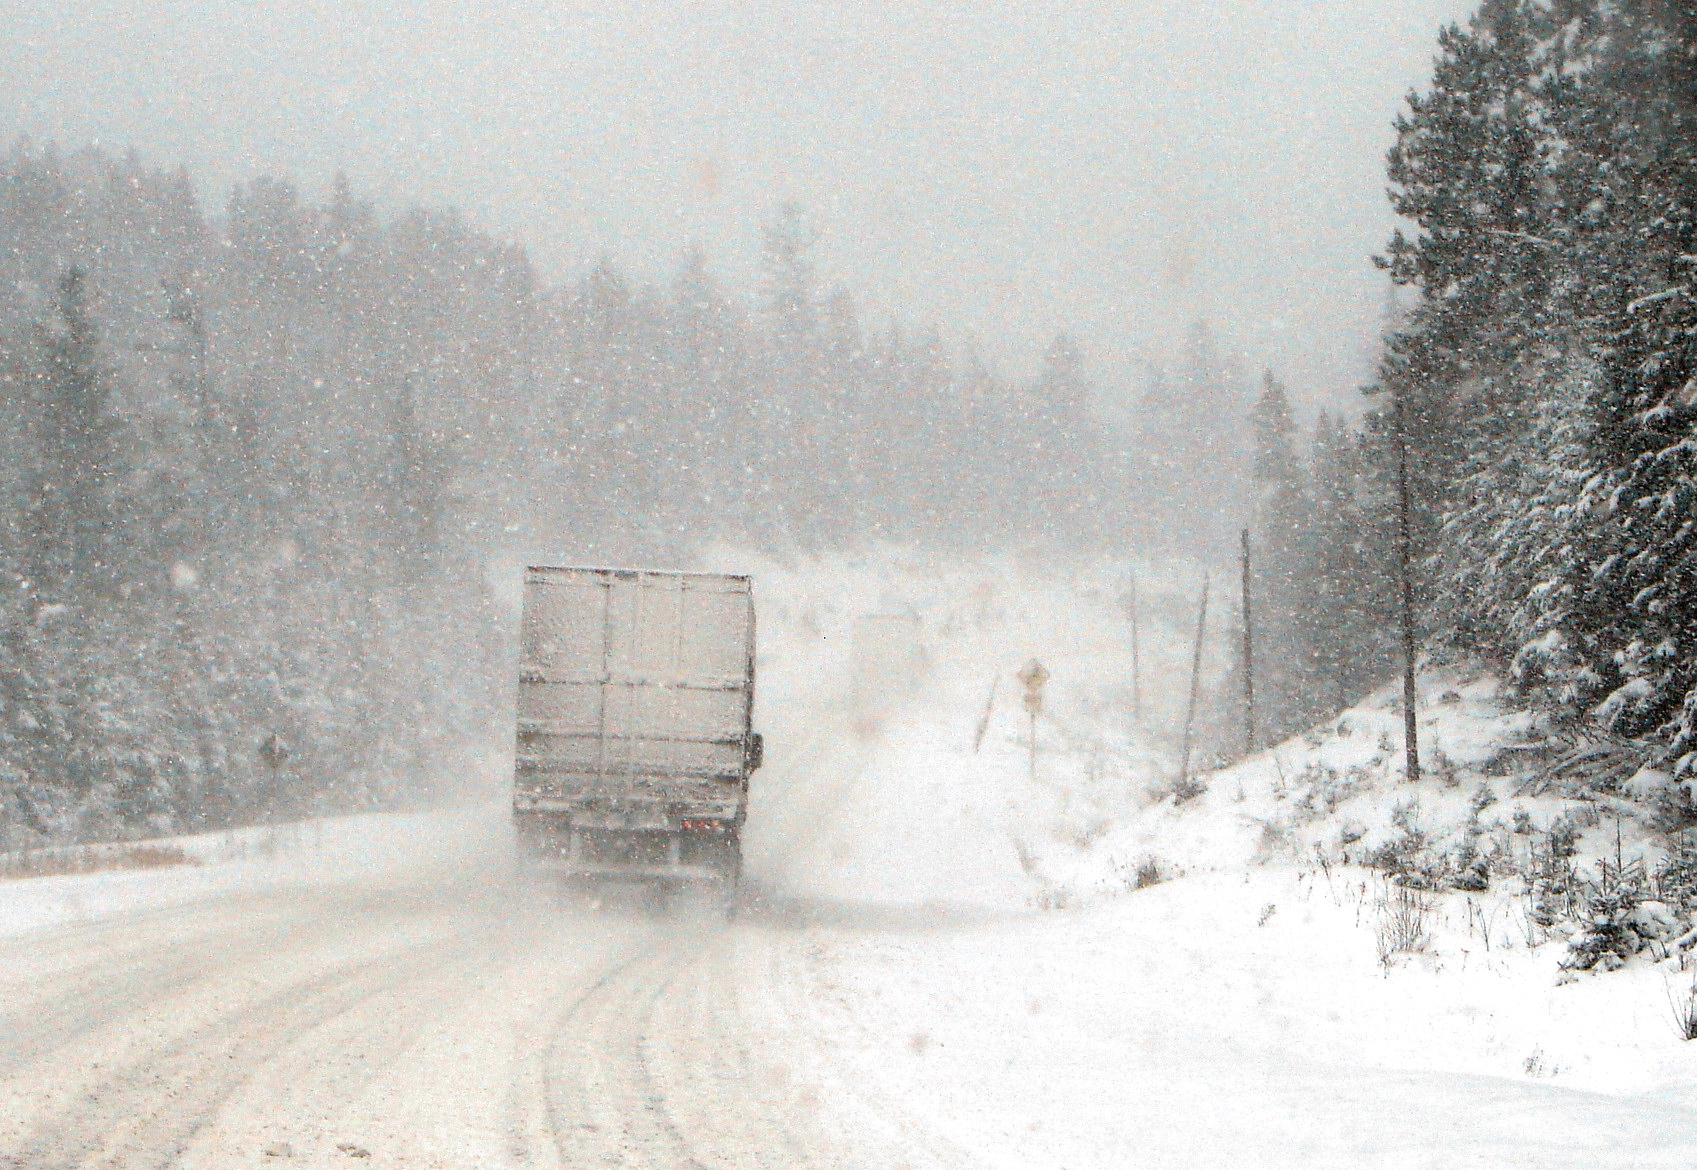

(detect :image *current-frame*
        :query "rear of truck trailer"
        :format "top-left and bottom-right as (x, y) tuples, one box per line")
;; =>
(511, 567), (759, 892)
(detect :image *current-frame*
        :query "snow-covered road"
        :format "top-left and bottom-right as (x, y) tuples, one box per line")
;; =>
(9, 847), (1697, 1170)
(0, 841), (976, 1170)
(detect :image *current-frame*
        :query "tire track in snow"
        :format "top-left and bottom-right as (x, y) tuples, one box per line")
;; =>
(536, 916), (955, 1170)
(170, 898), (558, 1168)
(0, 833), (990, 1169)
(650, 926), (872, 1169)
(726, 921), (984, 1170)
(0, 894), (497, 1170)
(537, 936), (710, 1168)
(0, 891), (379, 1082)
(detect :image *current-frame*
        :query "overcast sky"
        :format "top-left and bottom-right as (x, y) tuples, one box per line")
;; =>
(5, 0), (1472, 406)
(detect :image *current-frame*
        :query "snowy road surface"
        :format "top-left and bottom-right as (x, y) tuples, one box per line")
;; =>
(0, 852), (935, 1170)
(7, 844), (1697, 1169)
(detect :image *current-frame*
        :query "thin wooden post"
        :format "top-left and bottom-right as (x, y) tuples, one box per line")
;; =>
(1028, 704), (1038, 785)
(1240, 528), (1256, 756)
(1394, 389), (1422, 785)
(1179, 576), (1210, 788)
(972, 677), (997, 753)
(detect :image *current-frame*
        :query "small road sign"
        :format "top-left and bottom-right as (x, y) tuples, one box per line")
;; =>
(1017, 659), (1049, 714)
(1017, 660), (1048, 784)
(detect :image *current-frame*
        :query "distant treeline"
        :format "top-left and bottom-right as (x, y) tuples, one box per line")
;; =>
(0, 145), (1221, 843)
(0, 155), (547, 843)
(12, 0), (1684, 846)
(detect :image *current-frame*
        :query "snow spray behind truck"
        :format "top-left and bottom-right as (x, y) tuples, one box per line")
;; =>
(511, 567), (761, 894)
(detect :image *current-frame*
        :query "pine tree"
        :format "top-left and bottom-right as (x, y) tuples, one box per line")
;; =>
(1296, 413), (1399, 716)
(669, 248), (750, 534)
(760, 201), (818, 350)
(1027, 331), (1106, 543)
(1245, 371), (1319, 739)
(26, 267), (127, 603)
(1249, 372), (1303, 533)
(1555, 1), (1697, 756)
(756, 201), (832, 544)
(1372, 0), (1556, 554)
(384, 375), (452, 576)
(1132, 323), (1252, 552)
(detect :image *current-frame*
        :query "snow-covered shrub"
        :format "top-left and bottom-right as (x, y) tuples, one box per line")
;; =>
(1094, 855), (1178, 899)
(1448, 786), (1499, 892)
(1354, 790), (1498, 891)
(1361, 800), (1429, 879)
(1629, 769), (1697, 834)
(1430, 745), (1461, 788)
(1528, 821), (1581, 928)
(1171, 773), (1208, 805)
(1557, 856), (1683, 975)
(1290, 762), (1363, 822)
(1560, 892), (1677, 974)
(1562, 893), (1640, 972)
(1133, 856), (1166, 889)
(1657, 835), (1697, 913)
(1450, 841), (1490, 891)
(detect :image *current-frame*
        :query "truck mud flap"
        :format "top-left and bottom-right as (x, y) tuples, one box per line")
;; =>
(534, 860), (731, 885)
(528, 827), (740, 887)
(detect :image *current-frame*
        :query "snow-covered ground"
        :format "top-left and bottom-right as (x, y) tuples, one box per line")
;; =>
(720, 545), (1697, 1166)
(6, 545), (1697, 1167)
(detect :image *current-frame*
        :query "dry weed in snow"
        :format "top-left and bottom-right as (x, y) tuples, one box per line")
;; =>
(1375, 882), (1434, 967)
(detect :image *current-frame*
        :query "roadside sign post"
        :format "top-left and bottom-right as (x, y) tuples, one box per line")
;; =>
(1017, 659), (1049, 784)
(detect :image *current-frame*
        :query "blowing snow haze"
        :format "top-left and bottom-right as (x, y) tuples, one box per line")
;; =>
(12, 1), (1697, 1165)
(6, 0), (1469, 397)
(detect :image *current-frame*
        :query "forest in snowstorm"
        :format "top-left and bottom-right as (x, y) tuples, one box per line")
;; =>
(0, 0), (1691, 846)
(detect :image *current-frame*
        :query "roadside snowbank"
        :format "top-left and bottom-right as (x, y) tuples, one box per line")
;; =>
(716, 545), (1697, 1163)
(0, 805), (509, 939)
(762, 867), (1697, 1168)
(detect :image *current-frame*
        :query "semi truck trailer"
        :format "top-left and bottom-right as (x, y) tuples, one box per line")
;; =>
(511, 566), (760, 897)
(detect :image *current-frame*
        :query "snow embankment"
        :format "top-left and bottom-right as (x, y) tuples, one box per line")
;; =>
(715, 546), (1697, 1164)
(0, 805), (511, 940)
(764, 868), (1697, 1169)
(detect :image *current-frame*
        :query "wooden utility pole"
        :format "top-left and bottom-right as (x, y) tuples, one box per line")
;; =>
(1179, 576), (1210, 789)
(1123, 578), (1142, 722)
(1240, 528), (1256, 757)
(1394, 388), (1422, 785)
